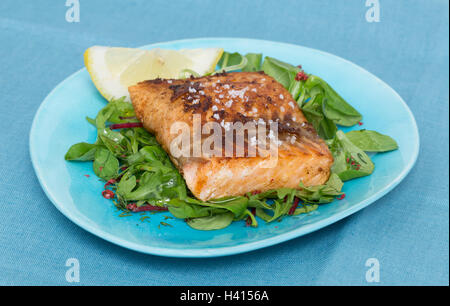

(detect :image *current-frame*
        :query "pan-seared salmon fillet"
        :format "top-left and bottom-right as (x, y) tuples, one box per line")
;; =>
(129, 72), (333, 201)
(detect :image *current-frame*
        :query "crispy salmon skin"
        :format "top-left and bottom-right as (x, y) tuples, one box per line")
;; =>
(129, 72), (333, 201)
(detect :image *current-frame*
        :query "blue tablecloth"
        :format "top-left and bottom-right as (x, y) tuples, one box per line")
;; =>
(0, 0), (448, 286)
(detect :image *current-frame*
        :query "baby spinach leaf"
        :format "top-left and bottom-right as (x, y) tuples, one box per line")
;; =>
(94, 98), (138, 130)
(108, 98), (137, 123)
(186, 196), (249, 218)
(303, 75), (362, 126)
(346, 130), (398, 152)
(218, 52), (243, 68)
(95, 103), (115, 129)
(186, 212), (235, 231)
(288, 79), (303, 100)
(323, 100), (362, 127)
(297, 75), (362, 128)
(65, 143), (98, 161)
(217, 52), (248, 73)
(302, 94), (337, 139)
(242, 53), (262, 72)
(127, 146), (174, 174)
(262, 57), (299, 89)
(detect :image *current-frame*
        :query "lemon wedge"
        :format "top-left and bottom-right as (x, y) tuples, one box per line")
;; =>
(84, 46), (224, 101)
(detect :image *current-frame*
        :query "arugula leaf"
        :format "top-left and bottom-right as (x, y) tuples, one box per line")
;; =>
(243, 209), (258, 227)
(328, 130), (374, 181)
(65, 143), (97, 161)
(297, 173), (343, 203)
(98, 128), (127, 156)
(93, 147), (119, 180)
(269, 199), (292, 221)
(248, 186), (326, 222)
(323, 173), (345, 193)
(255, 207), (273, 222)
(293, 204), (318, 215)
(86, 116), (96, 126)
(122, 129), (139, 154)
(116, 173), (137, 198)
(346, 130), (398, 152)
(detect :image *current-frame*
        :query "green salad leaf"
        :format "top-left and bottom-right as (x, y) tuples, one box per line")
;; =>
(65, 143), (98, 161)
(301, 93), (337, 139)
(243, 53), (263, 72)
(169, 197), (249, 219)
(186, 212), (235, 231)
(327, 131), (375, 181)
(262, 56), (299, 88)
(216, 52), (248, 73)
(116, 172), (137, 196)
(218, 52), (243, 68)
(303, 76), (362, 127)
(346, 130), (399, 152)
(168, 199), (227, 219)
(297, 173), (344, 203)
(93, 147), (119, 180)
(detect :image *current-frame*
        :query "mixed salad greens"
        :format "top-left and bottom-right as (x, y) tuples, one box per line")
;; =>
(65, 51), (398, 230)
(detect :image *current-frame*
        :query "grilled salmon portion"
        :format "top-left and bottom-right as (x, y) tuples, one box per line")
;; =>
(129, 72), (333, 201)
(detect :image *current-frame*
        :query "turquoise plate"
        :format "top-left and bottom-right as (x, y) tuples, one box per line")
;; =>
(29, 38), (419, 257)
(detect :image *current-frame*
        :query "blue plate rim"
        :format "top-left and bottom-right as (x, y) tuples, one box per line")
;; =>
(29, 37), (420, 258)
